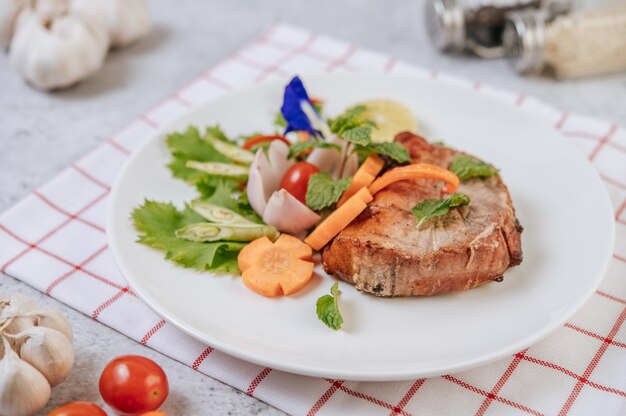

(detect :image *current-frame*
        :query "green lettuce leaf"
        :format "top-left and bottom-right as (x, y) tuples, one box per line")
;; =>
(316, 282), (343, 330)
(132, 199), (246, 274)
(166, 126), (231, 185)
(412, 193), (470, 228)
(305, 172), (351, 211)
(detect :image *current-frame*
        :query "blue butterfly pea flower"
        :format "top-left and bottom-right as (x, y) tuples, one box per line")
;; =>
(281, 76), (325, 137)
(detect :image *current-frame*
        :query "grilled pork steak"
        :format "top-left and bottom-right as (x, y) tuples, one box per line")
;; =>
(322, 132), (523, 297)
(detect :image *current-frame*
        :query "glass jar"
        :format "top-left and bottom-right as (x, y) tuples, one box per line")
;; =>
(425, 0), (570, 58)
(503, 7), (626, 78)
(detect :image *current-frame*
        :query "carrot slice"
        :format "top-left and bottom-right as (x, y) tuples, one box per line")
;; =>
(305, 188), (372, 250)
(238, 234), (314, 297)
(273, 233), (313, 261)
(337, 155), (385, 207)
(242, 135), (290, 150)
(368, 163), (460, 195)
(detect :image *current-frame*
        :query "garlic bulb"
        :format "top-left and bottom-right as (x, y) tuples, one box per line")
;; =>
(0, 337), (51, 416)
(0, 294), (74, 414)
(0, 294), (37, 350)
(0, 0), (23, 49)
(9, 2), (109, 90)
(27, 308), (73, 343)
(14, 326), (74, 386)
(74, 0), (150, 47)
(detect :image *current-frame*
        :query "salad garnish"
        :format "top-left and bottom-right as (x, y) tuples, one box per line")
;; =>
(132, 75), (472, 329)
(412, 193), (471, 229)
(238, 234), (314, 297)
(449, 155), (499, 181)
(305, 172), (352, 211)
(316, 282), (344, 330)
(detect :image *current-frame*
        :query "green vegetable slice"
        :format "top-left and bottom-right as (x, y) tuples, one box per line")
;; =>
(175, 223), (278, 242)
(316, 282), (344, 330)
(185, 161), (249, 180)
(132, 200), (246, 273)
(305, 172), (351, 211)
(204, 135), (254, 165)
(166, 126), (231, 185)
(449, 155), (498, 181)
(412, 193), (470, 229)
(191, 201), (255, 225)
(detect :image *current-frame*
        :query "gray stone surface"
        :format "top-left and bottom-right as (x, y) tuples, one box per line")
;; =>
(0, 0), (624, 414)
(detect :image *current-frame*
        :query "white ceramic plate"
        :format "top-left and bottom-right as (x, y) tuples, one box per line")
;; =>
(108, 74), (615, 381)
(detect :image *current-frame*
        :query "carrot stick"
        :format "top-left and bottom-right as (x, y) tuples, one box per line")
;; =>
(368, 163), (459, 195)
(337, 155), (384, 207)
(305, 188), (372, 250)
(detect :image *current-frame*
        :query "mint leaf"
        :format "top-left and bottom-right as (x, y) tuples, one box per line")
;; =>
(328, 105), (376, 137)
(358, 142), (411, 164)
(412, 193), (470, 228)
(316, 282), (343, 330)
(342, 126), (373, 146)
(305, 172), (351, 211)
(167, 126), (232, 185)
(288, 141), (341, 159)
(449, 155), (498, 181)
(132, 200), (246, 274)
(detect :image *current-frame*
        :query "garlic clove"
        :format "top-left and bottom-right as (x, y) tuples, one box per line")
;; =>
(9, 4), (110, 90)
(14, 326), (74, 387)
(262, 189), (320, 234)
(74, 0), (150, 48)
(0, 336), (51, 416)
(28, 308), (73, 343)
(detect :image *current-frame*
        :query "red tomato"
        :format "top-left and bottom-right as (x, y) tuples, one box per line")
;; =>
(48, 402), (107, 416)
(242, 135), (290, 150)
(99, 355), (169, 416)
(279, 161), (320, 204)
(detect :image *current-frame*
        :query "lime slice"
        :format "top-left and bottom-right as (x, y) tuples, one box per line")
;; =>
(359, 99), (418, 143)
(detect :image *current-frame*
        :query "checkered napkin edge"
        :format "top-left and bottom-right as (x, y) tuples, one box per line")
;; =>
(1, 23), (626, 416)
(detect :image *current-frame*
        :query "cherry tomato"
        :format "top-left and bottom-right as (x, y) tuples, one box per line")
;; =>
(279, 161), (320, 204)
(242, 135), (290, 151)
(48, 402), (107, 416)
(99, 355), (169, 416)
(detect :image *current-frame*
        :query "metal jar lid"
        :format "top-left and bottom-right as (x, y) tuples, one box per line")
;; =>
(425, 0), (466, 52)
(502, 11), (547, 74)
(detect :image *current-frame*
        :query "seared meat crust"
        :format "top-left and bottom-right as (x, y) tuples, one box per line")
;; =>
(321, 133), (523, 297)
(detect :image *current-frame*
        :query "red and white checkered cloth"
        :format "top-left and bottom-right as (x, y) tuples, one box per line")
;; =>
(1, 24), (626, 416)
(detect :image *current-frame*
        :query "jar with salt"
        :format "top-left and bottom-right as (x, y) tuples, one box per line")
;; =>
(425, 0), (570, 58)
(503, 6), (626, 78)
